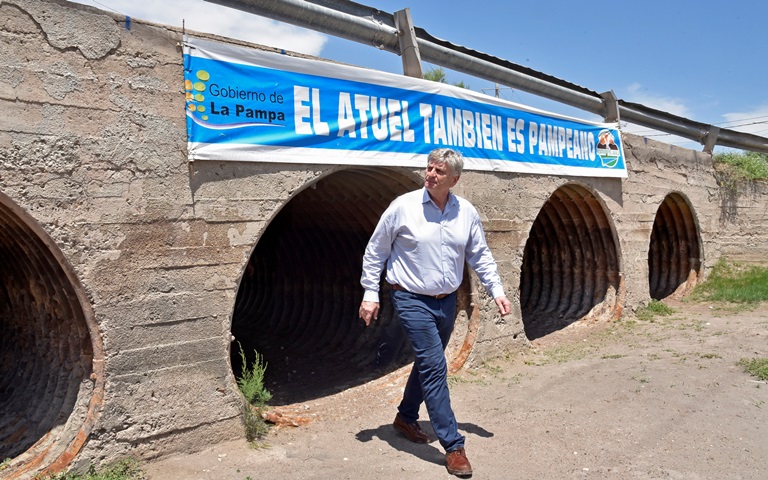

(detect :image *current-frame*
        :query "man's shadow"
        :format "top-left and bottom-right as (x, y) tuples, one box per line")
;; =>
(356, 421), (494, 465)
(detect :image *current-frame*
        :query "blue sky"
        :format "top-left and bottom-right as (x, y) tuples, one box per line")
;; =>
(71, 0), (768, 150)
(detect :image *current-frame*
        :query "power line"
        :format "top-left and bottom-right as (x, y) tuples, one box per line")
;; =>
(718, 114), (768, 126)
(717, 119), (768, 129)
(81, 0), (123, 15)
(631, 116), (768, 137)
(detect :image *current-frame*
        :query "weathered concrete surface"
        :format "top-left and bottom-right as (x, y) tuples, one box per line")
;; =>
(0, 0), (766, 476)
(0, 0), (245, 476)
(716, 176), (768, 264)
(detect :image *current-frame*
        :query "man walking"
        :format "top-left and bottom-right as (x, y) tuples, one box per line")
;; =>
(359, 148), (511, 477)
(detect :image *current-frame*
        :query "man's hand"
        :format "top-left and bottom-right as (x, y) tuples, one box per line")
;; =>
(495, 296), (511, 316)
(359, 300), (380, 326)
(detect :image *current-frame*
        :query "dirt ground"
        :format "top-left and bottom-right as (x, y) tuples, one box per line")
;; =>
(144, 300), (768, 479)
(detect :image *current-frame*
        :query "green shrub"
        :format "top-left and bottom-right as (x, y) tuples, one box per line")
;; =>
(236, 343), (272, 444)
(37, 459), (144, 480)
(691, 259), (768, 304)
(714, 150), (768, 181)
(236, 344), (271, 407)
(739, 358), (768, 381)
(636, 299), (675, 321)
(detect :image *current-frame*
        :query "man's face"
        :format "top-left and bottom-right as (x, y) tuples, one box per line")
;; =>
(424, 160), (460, 195)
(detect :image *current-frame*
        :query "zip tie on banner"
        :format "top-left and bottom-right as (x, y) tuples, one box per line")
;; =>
(181, 21), (194, 48)
(182, 32), (193, 71)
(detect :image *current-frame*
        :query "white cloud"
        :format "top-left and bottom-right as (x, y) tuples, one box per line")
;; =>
(616, 83), (700, 148)
(70, 0), (328, 56)
(722, 105), (768, 137)
(623, 83), (690, 118)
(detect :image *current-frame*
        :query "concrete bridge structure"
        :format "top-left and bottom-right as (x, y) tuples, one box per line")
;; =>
(1, 0), (767, 476)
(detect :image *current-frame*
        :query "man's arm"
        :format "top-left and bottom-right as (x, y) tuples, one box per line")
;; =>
(466, 213), (510, 316)
(359, 204), (397, 325)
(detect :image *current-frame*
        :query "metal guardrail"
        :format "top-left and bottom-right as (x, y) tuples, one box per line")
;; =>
(205, 0), (768, 154)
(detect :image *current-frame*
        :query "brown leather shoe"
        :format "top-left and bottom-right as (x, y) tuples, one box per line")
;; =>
(445, 447), (473, 477)
(392, 413), (429, 443)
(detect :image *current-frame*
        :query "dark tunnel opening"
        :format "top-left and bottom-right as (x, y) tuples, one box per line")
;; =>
(648, 193), (702, 300)
(231, 168), (479, 406)
(520, 184), (622, 340)
(0, 192), (102, 475)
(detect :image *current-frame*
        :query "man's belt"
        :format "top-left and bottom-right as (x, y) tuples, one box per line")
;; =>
(391, 283), (451, 300)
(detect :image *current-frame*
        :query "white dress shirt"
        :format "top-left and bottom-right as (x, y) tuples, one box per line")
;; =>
(361, 188), (505, 303)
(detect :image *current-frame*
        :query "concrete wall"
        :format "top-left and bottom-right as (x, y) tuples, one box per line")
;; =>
(1, 0), (766, 476)
(716, 176), (768, 264)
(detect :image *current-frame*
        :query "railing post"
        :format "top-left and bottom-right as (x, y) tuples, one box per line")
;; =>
(600, 90), (620, 124)
(394, 8), (423, 78)
(702, 126), (720, 154)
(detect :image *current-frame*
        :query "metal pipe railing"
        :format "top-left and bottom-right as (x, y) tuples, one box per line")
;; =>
(204, 0), (768, 153)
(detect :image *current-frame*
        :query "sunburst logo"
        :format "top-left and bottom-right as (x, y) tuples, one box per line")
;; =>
(185, 69), (210, 121)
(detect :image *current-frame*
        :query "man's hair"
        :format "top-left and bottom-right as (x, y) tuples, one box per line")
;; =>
(428, 148), (464, 176)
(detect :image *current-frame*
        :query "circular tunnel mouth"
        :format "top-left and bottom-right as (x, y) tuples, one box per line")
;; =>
(648, 192), (702, 300)
(520, 184), (622, 340)
(0, 192), (103, 477)
(231, 168), (475, 406)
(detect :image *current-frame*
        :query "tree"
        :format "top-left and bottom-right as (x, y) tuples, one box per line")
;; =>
(423, 66), (469, 89)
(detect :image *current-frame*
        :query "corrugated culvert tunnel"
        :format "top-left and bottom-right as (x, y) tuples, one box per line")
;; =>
(648, 192), (702, 299)
(0, 192), (103, 477)
(231, 168), (476, 406)
(520, 184), (622, 340)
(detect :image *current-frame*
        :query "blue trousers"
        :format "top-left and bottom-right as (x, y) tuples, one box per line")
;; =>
(391, 289), (464, 452)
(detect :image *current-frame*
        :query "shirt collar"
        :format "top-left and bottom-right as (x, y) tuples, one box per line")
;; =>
(421, 187), (457, 210)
